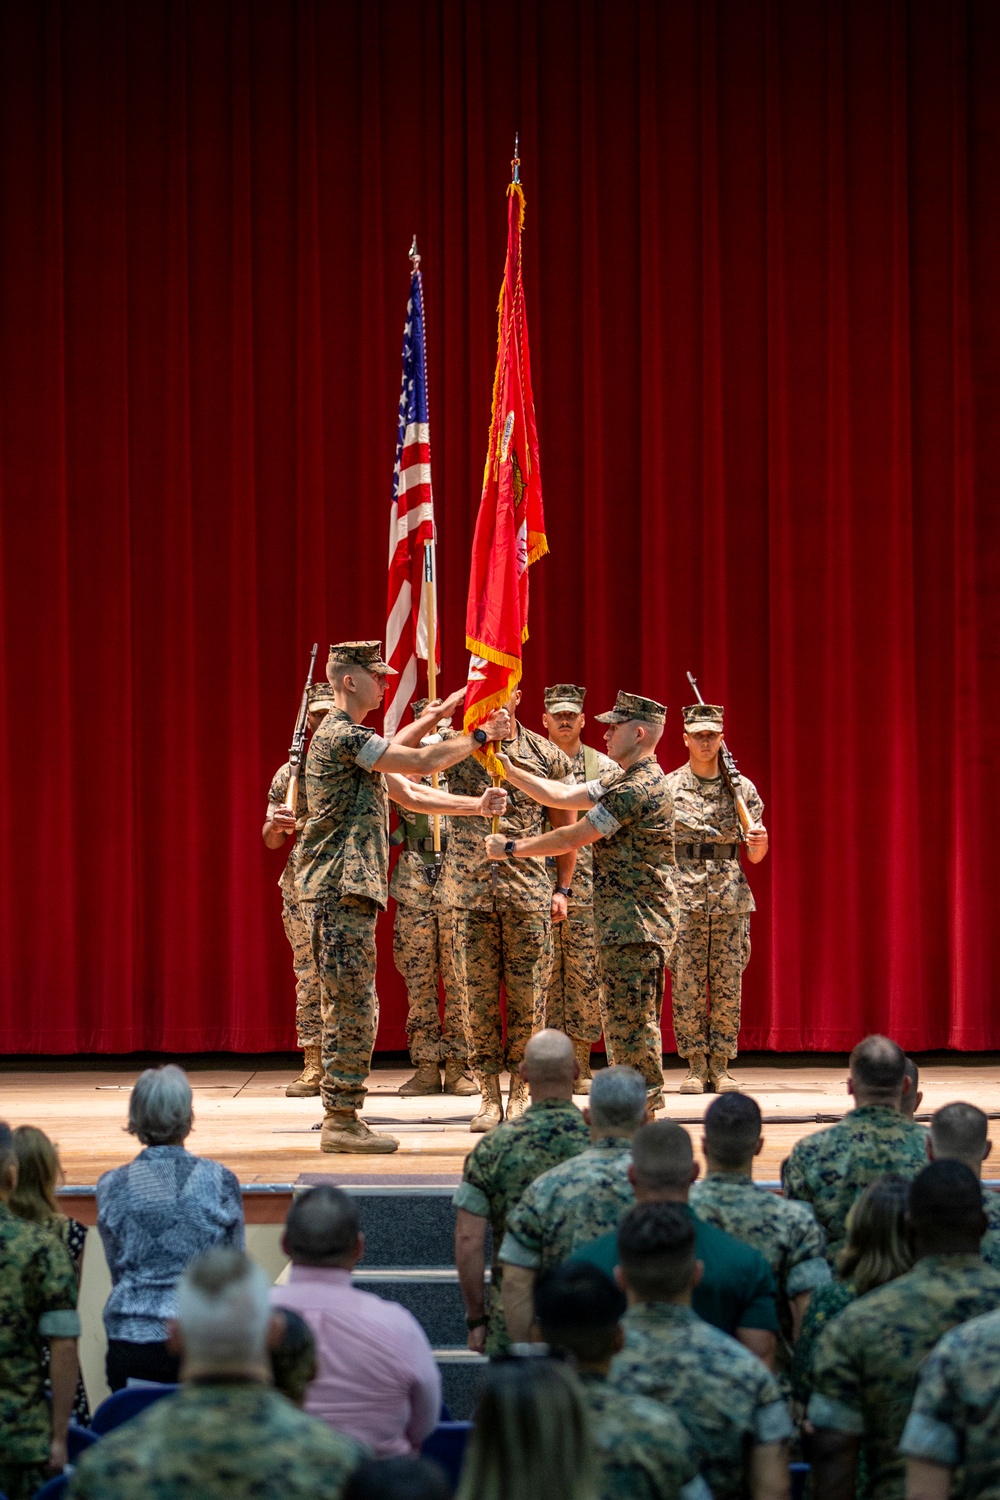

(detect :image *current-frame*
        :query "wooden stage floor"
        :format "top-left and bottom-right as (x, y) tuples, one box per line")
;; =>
(4, 1054), (1000, 1189)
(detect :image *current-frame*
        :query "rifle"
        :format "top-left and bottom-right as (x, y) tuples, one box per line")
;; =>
(283, 642), (319, 812)
(685, 671), (753, 837)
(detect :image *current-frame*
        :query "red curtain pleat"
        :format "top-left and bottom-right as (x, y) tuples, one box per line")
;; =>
(0, 0), (997, 1054)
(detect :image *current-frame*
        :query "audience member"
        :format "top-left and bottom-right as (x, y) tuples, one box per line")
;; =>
(9, 1123), (90, 1424)
(807, 1160), (1000, 1500)
(68, 1248), (363, 1499)
(901, 1059), (923, 1120)
(791, 1175), (913, 1410)
(271, 1306), (318, 1406)
(456, 1355), (597, 1500)
(928, 1102), (1000, 1267)
(499, 1066), (648, 1343)
(454, 1029), (589, 1354)
(0, 1120), (81, 1500)
(610, 1203), (792, 1500)
(534, 1262), (710, 1500)
(271, 1185), (441, 1456)
(900, 1304), (1000, 1500)
(342, 1456), (452, 1500)
(573, 1119), (779, 1364)
(783, 1035), (927, 1259)
(97, 1064), (245, 1390)
(691, 1095), (830, 1358)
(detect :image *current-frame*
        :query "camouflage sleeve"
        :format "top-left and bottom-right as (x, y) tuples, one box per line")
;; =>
(499, 1184), (545, 1270)
(785, 1208), (832, 1298)
(781, 1143), (814, 1208)
(585, 776), (647, 838)
(268, 763), (291, 805)
(741, 775), (764, 824)
(453, 1136), (495, 1219)
(32, 1233), (82, 1339)
(899, 1337), (961, 1467)
(806, 1314), (865, 1434)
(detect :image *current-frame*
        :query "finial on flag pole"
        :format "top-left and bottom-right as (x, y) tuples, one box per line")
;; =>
(512, 132), (520, 185)
(409, 234), (420, 269)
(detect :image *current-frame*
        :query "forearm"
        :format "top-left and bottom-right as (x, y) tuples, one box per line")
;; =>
(905, 1459), (952, 1500)
(378, 734), (476, 776)
(48, 1337), (79, 1440)
(388, 775), (487, 816)
(504, 761), (594, 809)
(262, 823), (290, 849)
(555, 850), (577, 889)
(500, 1264), (537, 1343)
(751, 1443), (791, 1500)
(790, 1291), (811, 1343)
(508, 819), (601, 859)
(807, 1429), (861, 1500)
(455, 1214), (488, 1319)
(737, 1327), (776, 1371)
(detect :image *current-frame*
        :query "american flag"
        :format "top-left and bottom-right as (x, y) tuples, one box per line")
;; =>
(384, 247), (438, 736)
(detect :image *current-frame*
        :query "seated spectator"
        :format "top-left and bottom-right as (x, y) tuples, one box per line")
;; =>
(784, 1035), (927, 1260)
(97, 1063), (245, 1390)
(691, 1095), (830, 1359)
(68, 1248), (363, 1499)
(807, 1160), (1000, 1500)
(609, 1202), (792, 1500)
(271, 1306), (318, 1406)
(342, 1456), (452, 1500)
(456, 1355), (596, 1500)
(535, 1262), (710, 1500)
(901, 1058), (923, 1120)
(791, 1174), (912, 1410)
(573, 1119), (779, 1366)
(10, 1123), (91, 1424)
(271, 1185), (441, 1456)
(499, 1066), (648, 1343)
(0, 1120), (81, 1500)
(900, 1304), (1000, 1500)
(454, 1028), (589, 1355)
(927, 1102), (1000, 1267)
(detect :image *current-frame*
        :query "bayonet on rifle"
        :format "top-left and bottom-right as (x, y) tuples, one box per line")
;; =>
(283, 642), (319, 812)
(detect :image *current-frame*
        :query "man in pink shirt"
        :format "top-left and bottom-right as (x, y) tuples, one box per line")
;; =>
(271, 1187), (441, 1457)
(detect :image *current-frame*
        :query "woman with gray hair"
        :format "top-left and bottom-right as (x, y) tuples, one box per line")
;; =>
(97, 1064), (245, 1391)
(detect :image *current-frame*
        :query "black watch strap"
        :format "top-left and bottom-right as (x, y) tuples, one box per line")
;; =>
(504, 840), (516, 858)
(555, 885), (572, 898)
(472, 727), (488, 746)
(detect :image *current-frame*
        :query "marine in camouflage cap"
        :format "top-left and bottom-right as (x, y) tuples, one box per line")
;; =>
(307, 681), (336, 711)
(682, 702), (724, 734)
(544, 683), (586, 714)
(326, 639), (396, 675)
(595, 691), (667, 725)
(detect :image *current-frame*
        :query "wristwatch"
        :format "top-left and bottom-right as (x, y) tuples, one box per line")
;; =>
(472, 727), (488, 746)
(555, 885), (572, 898)
(466, 1315), (489, 1330)
(504, 840), (516, 858)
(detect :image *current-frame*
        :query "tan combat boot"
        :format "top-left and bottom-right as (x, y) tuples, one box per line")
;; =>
(646, 1086), (665, 1114)
(470, 1076), (504, 1133)
(571, 1037), (593, 1095)
(709, 1054), (740, 1092)
(285, 1043), (322, 1098)
(443, 1059), (478, 1097)
(506, 1073), (530, 1121)
(399, 1061), (443, 1097)
(320, 1109), (399, 1154)
(679, 1055), (708, 1094)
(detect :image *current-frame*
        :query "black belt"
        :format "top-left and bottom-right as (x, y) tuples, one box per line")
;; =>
(406, 837), (448, 853)
(678, 843), (739, 861)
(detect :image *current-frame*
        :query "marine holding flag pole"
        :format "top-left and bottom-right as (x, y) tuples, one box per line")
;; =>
(463, 133), (548, 830)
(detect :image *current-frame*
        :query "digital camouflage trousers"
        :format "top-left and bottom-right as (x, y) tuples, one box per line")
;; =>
(544, 907), (603, 1043)
(669, 910), (751, 1060)
(281, 894), (322, 1047)
(392, 902), (469, 1065)
(450, 908), (552, 1076)
(310, 893), (380, 1112)
(598, 941), (666, 1092)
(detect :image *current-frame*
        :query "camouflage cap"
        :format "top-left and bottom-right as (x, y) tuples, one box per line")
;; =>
(326, 640), (397, 676)
(308, 682), (336, 711)
(682, 703), (724, 734)
(594, 691), (667, 726)
(411, 697), (429, 716)
(544, 683), (586, 714)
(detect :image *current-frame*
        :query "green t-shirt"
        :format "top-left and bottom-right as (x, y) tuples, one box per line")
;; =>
(571, 1205), (779, 1334)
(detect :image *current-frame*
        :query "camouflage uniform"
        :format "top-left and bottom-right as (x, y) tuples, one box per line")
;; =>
(981, 1186), (1000, 1270)
(783, 1105), (929, 1261)
(453, 1096), (590, 1353)
(297, 689), (392, 1113)
(576, 1370), (710, 1500)
(499, 1136), (634, 1272)
(436, 725), (572, 1075)
(689, 1171), (830, 1365)
(808, 1254), (1000, 1500)
(584, 694), (676, 1091)
(268, 762), (321, 1048)
(611, 1302), (793, 1500)
(663, 753), (763, 1063)
(900, 1304), (1000, 1488)
(545, 740), (617, 1046)
(390, 801), (468, 1066)
(67, 1381), (364, 1500)
(0, 1203), (81, 1500)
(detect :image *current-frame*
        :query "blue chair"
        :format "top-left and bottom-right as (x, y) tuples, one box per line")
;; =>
(90, 1382), (179, 1434)
(422, 1421), (472, 1488)
(67, 1422), (99, 1461)
(33, 1477), (68, 1500)
(790, 1461), (811, 1500)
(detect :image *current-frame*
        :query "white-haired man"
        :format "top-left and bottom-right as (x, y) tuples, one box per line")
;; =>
(68, 1248), (364, 1499)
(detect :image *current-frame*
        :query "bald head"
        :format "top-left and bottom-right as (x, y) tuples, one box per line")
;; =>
(930, 1102), (991, 1178)
(631, 1121), (696, 1200)
(849, 1035), (907, 1106)
(284, 1186), (361, 1268)
(522, 1030), (577, 1089)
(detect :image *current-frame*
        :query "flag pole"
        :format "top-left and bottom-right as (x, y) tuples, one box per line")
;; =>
(411, 233), (442, 860)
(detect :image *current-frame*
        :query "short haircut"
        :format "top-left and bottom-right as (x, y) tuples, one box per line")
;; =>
(631, 1120), (694, 1191)
(0, 1121), (14, 1169)
(176, 1248), (271, 1367)
(285, 1185), (361, 1265)
(850, 1035), (907, 1095)
(523, 1030), (576, 1085)
(703, 1094), (762, 1168)
(617, 1201), (696, 1299)
(128, 1064), (193, 1146)
(838, 1175), (913, 1295)
(909, 1159), (983, 1229)
(904, 1057), (920, 1093)
(931, 1102), (989, 1162)
(534, 1263), (627, 1364)
(589, 1066), (649, 1132)
(269, 1307), (317, 1406)
(343, 1458), (452, 1500)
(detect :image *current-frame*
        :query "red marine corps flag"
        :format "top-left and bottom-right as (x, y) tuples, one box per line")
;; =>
(464, 141), (547, 775)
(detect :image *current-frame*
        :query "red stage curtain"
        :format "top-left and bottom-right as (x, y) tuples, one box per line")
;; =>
(0, 1), (997, 1054)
